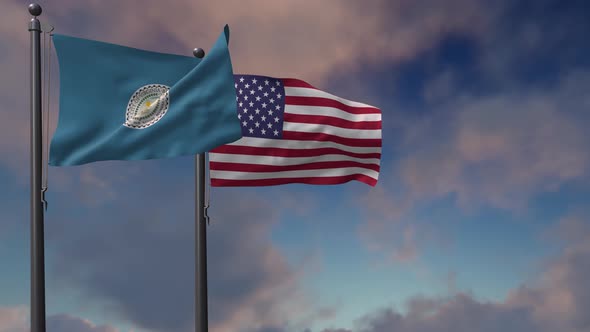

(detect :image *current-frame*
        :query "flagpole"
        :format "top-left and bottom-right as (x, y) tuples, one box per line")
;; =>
(193, 48), (208, 332)
(28, 3), (47, 332)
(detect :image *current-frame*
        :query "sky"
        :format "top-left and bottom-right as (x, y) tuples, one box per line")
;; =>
(1, 0), (590, 331)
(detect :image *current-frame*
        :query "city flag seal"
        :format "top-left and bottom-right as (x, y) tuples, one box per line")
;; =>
(124, 84), (170, 129)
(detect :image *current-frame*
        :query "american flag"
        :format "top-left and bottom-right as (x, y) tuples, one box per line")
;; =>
(209, 75), (382, 186)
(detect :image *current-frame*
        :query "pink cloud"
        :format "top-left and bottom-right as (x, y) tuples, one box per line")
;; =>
(37, 0), (494, 84)
(0, 0), (499, 179)
(0, 307), (119, 332)
(47, 314), (119, 332)
(313, 214), (590, 332)
(399, 71), (590, 211)
(0, 306), (27, 332)
(45, 187), (325, 332)
(355, 68), (590, 264)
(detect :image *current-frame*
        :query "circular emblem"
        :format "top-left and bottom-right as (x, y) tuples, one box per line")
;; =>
(124, 84), (170, 129)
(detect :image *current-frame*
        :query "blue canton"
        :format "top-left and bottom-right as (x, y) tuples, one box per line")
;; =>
(234, 75), (285, 139)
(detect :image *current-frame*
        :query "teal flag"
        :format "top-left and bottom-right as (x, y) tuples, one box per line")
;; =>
(49, 25), (242, 166)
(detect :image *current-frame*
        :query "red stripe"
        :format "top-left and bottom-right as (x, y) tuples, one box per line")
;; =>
(284, 113), (382, 130)
(210, 161), (380, 173)
(285, 96), (380, 115)
(281, 78), (319, 89)
(211, 174), (377, 187)
(210, 145), (381, 159)
(282, 131), (382, 148)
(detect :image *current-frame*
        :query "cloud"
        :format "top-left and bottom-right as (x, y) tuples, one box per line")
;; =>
(354, 66), (590, 264)
(2, 2), (589, 331)
(355, 184), (448, 265)
(34, 0), (497, 84)
(399, 70), (590, 211)
(0, 307), (27, 332)
(504, 215), (590, 330)
(312, 214), (590, 332)
(46, 161), (143, 207)
(305, 1), (590, 265)
(475, 0), (590, 85)
(0, 307), (119, 332)
(350, 293), (540, 332)
(0, 0), (502, 177)
(46, 185), (317, 332)
(47, 314), (119, 332)
(0, 6), (33, 174)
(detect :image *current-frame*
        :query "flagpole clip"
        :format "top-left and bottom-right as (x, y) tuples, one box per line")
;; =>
(41, 187), (48, 211)
(204, 204), (210, 225)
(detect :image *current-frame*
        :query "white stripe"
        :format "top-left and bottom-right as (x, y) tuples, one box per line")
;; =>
(285, 87), (377, 109)
(285, 105), (382, 122)
(220, 137), (382, 154)
(209, 152), (380, 166)
(283, 122), (382, 139)
(210, 167), (379, 181)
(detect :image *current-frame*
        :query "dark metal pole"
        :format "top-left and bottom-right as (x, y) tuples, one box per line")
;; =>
(195, 154), (208, 332)
(193, 48), (208, 332)
(28, 3), (46, 332)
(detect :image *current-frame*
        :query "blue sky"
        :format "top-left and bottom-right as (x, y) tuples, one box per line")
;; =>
(1, 1), (590, 332)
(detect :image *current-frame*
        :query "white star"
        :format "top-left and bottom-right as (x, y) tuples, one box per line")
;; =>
(249, 128), (254, 134)
(264, 92), (269, 97)
(252, 78), (257, 84)
(267, 123), (273, 129)
(271, 87), (276, 92)
(249, 102), (254, 107)
(249, 115), (254, 121)
(275, 105), (280, 110)
(245, 83), (250, 89)
(264, 79), (269, 85)
(276, 81), (281, 86)
(255, 108), (261, 114)
(261, 129), (267, 135)
(274, 117), (280, 123)
(239, 102), (243, 107)
(239, 77), (245, 82)
(258, 85), (263, 91)
(268, 110), (274, 115)
(242, 121), (247, 126)
(236, 96), (238, 101)
(244, 96), (249, 101)
(262, 102), (267, 108)
(234, 83), (238, 88)
(256, 96), (261, 101)
(277, 93), (282, 99)
(239, 89), (243, 95)
(238, 114), (242, 119)
(274, 129), (279, 136)
(255, 122), (260, 128)
(261, 115), (267, 121)
(243, 108), (248, 113)
(250, 90), (255, 95)
(269, 98), (275, 104)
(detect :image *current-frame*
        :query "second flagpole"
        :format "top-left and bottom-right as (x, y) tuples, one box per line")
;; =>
(193, 48), (208, 332)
